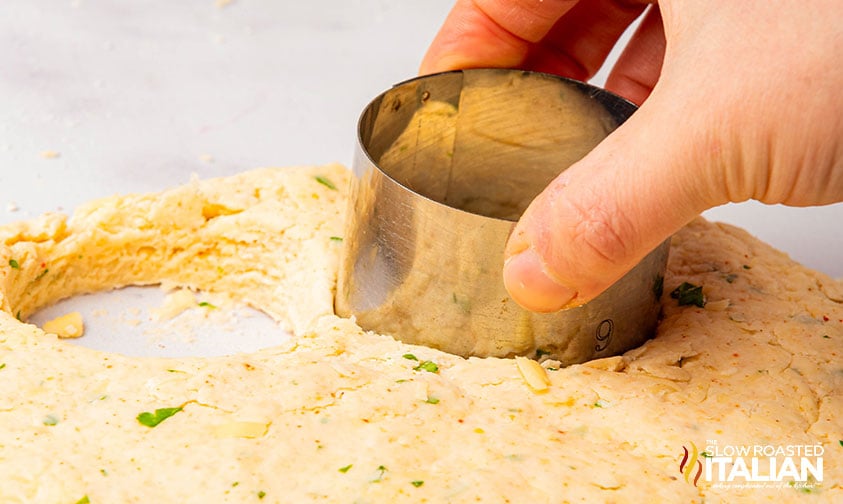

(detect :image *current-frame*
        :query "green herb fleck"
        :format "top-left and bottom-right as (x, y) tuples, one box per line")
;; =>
(839, 440), (843, 447)
(670, 282), (706, 308)
(743, 264), (752, 270)
(411, 480), (424, 487)
(414, 360), (439, 373)
(74, 496), (90, 504)
(395, 379), (408, 383)
(425, 396), (440, 404)
(43, 414), (59, 426)
(137, 406), (183, 428)
(315, 176), (337, 191)
(822, 335), (831, 339)
(232, 481), (240, 487)
(15, 310), (21, 321)
(100, 468), (108, 476)
(535, 348), (551, 359)
(372, 465), (388, 482)
(653, 275), (664, 298)
(0, 363), (5, 370)
(593, 399), (608, 408)
(338, 464), (353, 473)
(329, 236), (343, 242)
(198, 301), (217, 309)
(402, 353), (418, 361)
(8, 259), (19, 269)
(257, 490), (266, 499)
(35, 268), (49, 281)
(451, 292), (472, 313)
(724, 273), (738, 283)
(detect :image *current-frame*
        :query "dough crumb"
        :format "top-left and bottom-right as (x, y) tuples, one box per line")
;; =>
(42, 311), (85, 339)
(151, 289), (197, 321)
(40, 150), (60, 159)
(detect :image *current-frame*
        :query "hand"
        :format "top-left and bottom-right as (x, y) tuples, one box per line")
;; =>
(421, 0), (843, 311)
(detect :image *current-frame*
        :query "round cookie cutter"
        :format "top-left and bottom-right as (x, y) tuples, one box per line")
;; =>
(336, 68), (669, 364)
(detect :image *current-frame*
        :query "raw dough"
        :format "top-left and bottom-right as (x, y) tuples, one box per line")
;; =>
(0, 164), (840, 502)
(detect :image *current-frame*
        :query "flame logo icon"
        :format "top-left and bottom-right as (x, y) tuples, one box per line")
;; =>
(680, 442), (703, 486)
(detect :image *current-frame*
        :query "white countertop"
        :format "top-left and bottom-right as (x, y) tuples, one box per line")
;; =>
(2, 0), (840, 277)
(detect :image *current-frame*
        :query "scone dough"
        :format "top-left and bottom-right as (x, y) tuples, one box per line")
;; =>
(0, 164), (840, 503)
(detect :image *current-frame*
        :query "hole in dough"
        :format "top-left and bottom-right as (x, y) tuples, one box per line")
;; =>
(28, 285), (288, 358)
(2, 164), (350, 359)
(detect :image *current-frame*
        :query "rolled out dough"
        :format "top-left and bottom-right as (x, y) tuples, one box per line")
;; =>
(0, 164), (840, 502)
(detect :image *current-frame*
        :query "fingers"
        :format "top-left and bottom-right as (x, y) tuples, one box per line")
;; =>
(431, 0), (843, 315)
(502, 92), (718, 311)
(604, 5), (665, 105)
(523, 0), (648, 80)
(421, 0), (655, 90)
(420, 0), (580, 75)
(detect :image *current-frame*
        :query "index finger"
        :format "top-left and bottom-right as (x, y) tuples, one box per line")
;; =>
(420, 0), (580, 74)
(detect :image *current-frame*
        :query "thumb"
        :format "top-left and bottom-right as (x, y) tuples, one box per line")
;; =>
(502, 91), (721, 312)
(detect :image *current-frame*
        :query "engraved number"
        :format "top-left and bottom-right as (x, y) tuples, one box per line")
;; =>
(594, 319), (614, 352)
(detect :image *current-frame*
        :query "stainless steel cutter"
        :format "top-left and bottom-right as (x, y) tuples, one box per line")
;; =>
(336, 69), (668, 364)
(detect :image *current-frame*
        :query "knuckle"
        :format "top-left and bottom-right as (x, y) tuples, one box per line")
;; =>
(564, 196), (634, 270)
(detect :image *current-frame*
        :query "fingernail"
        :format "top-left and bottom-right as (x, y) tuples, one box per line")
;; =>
(503, 249), (577, 313)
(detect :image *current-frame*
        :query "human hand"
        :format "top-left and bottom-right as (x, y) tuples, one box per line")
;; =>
(421, 0), (843, 311)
